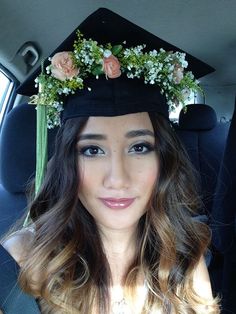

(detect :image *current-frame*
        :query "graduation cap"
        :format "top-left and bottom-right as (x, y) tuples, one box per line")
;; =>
(17, 7), (214, 97)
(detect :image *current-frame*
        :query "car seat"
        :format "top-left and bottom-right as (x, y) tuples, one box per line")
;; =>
(175, 104), (230, 298)
(175, 104), (229, 216)
(210, 97), (236, 313)
(0, 103), (58, 237)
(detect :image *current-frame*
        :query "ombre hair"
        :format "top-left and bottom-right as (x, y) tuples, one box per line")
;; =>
(18, 113), (220, 313)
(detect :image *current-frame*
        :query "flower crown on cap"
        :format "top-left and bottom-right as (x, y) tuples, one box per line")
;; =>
(30, 31), (201, 129)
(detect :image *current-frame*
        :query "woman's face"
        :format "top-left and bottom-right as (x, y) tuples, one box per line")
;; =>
(77, 112), (159, 231)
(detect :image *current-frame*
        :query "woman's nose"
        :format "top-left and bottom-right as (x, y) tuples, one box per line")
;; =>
(103, 153), (130, 190)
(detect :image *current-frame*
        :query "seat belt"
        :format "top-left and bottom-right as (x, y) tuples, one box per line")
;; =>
(0, 245), (40, 314)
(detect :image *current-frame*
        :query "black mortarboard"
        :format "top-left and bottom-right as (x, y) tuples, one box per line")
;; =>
(17, 7), (214, 97)
(62, 75), (168, 122)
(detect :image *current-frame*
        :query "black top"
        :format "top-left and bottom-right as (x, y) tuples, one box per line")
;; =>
(0, 245), (40, 314)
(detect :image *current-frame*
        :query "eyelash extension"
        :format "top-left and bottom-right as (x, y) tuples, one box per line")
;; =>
(78, 145), (104, 157)
(129, 142), (155, 154)
(78, 141), (155, 158)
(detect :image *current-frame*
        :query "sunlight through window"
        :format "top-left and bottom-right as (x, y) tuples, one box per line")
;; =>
(169, 91), (195, 122)
(0, 69), (14, 126)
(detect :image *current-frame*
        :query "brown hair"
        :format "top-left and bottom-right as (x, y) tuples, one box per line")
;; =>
(18, 113), (220, 313)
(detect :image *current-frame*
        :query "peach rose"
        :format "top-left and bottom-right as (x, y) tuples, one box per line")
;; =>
(51, 52), (79, 81)
(173, 64), (184, 84)
(103, 55), (121, 79)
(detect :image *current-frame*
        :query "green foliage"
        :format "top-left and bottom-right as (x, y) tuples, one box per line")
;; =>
(32, 31), (201, 128)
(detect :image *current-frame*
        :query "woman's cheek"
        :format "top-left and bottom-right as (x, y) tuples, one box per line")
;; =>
(135, 157), (159, 185)
(78, 160), (103, 192)
(143, 167), (159, 189)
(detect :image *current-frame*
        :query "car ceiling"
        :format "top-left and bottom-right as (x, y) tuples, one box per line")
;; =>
(0, 0), (236, 88)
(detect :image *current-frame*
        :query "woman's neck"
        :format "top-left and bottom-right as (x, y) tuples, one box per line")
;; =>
(99, 225), (138, 285)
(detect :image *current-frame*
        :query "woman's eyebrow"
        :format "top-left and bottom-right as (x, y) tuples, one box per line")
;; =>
(125, 129), (154, 138)
(78, 129), (154, 141)
(78, 133), (107, 141)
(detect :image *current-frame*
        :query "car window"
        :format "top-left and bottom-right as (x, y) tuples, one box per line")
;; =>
(0, 67), (17, 130)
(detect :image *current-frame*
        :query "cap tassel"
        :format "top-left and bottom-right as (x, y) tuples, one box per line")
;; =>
(35, 101), (48, 194)
(23, 83), (48, 227)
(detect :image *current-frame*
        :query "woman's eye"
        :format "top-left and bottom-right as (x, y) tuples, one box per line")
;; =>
(129, 143), (154, 154)
(79, 146), (104, 157)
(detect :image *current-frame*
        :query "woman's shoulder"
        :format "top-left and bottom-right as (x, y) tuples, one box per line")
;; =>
(1, 228), (34, 266)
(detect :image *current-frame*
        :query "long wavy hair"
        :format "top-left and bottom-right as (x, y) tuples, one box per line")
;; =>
(19, 113), (220, 313)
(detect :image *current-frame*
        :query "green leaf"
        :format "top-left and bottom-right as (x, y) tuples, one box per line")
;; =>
(112, 45), (123, 56)
(92, 65), (103, 76)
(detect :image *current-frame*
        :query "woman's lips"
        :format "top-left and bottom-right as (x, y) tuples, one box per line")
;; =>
(99, 198), (135, 209)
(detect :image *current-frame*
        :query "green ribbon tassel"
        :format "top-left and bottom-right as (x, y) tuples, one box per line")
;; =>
(23, 103), (47, 227)
(35, 104), (48, 195)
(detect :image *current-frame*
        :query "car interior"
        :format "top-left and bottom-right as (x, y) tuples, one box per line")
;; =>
(0, 1), (235, 313)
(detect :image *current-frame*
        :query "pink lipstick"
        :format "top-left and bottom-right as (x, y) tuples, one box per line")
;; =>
(99, 198), (135, 209)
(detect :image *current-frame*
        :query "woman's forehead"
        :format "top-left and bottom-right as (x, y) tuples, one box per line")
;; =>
(82, 112), (153, 133)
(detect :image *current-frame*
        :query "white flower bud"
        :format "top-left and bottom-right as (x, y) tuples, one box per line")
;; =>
(103, 49), (112, 58)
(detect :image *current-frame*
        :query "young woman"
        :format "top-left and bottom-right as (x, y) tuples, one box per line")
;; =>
(0, 8), (220, 314)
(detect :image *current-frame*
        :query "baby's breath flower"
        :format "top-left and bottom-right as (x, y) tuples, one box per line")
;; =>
(103, 49), (112, 58)
(32, 30), (201, 128)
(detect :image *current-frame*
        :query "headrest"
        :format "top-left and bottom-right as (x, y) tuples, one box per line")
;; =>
(178, 104), (217, 130)
(0, 104), (58, 194)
